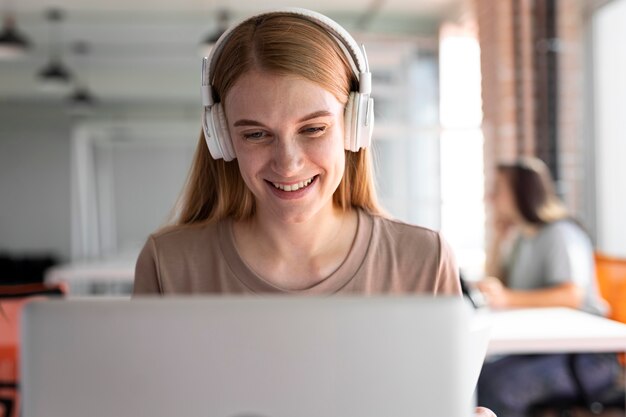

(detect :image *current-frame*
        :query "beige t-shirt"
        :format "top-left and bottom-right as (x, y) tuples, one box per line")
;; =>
(133, 210), (461, 296)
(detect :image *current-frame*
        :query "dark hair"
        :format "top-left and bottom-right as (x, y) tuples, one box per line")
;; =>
(497, 157), (568, 226)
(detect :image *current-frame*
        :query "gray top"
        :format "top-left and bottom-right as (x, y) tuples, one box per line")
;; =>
(506, 220), (607, 315)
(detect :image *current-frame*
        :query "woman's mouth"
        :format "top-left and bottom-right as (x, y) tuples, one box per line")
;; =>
(269, 175), (317, 192)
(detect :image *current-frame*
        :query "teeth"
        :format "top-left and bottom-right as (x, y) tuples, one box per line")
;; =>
(272, 177), (314, 192)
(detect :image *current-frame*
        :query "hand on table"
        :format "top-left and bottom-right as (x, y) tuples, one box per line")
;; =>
(476, 276), (511, 309)
(475, 406), (497, 417)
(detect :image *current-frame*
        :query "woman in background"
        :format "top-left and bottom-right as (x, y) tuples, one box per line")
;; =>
(477, 156), (620, 417)
(479, 157), (606, 313)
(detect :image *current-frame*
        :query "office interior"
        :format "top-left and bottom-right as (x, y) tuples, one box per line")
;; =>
(1, 0), (626, 415)
(1, 0), (625, 292)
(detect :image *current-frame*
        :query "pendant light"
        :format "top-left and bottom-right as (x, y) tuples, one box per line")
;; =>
(67, 41), (97, 116)
(67, 86), (97, 116)
(0, 0), (31, 59)
(38, 8), (73, 94)
(198, 9), (229, 57)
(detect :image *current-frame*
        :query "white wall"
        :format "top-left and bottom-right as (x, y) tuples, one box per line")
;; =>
(75, 121), (197, 259)
(593, 0), (626, 257)
(0, 101), (198, 262)
(0, 103), (73, 261)
(373, 47), (442, 230)
(439, 26), (484, 278)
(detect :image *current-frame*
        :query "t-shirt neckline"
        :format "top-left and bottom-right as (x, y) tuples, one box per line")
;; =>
(217, 209), (373, 294)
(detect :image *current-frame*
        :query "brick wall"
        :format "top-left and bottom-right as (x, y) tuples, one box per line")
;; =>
(473, 0), (587, 237)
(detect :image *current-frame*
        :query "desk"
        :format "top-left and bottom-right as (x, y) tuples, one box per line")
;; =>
(45, 255), (135, 296)
(485, 307), (626, 355)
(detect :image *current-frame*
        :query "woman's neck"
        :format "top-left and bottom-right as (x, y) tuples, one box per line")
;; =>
(232, 206), (358, 290)
(519, 221), (539, 237)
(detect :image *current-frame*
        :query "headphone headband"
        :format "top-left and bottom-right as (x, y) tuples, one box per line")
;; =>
(201, 7), (371, 107)
(200, 8), (374, 160)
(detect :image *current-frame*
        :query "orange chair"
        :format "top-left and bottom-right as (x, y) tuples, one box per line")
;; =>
(595, 252), (626, 324)
(0, 283), (67, 417)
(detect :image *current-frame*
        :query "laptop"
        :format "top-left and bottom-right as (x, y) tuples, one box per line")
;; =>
(21, 296), (489, 417)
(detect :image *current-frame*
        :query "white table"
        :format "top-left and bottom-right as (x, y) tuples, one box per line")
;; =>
(45, 255), (136, 296)
(485, 307), (626, 355)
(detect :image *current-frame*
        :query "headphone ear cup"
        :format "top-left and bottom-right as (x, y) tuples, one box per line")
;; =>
(202, 103), (236, 161)
(344, 92), (358, 151)
(358, 95), (374, 149)
(202, 106), (223, 160)
(344, 92), (374, 152)
(213, 104), (235, 161)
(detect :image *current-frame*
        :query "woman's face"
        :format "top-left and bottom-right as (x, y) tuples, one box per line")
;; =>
(490, 171), (520, 223)
(224, 70), (346, 224)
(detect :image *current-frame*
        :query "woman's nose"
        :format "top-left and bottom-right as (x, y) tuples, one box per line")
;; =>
(272, 136), (304, 177)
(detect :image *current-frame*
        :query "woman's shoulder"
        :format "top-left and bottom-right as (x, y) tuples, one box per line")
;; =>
(359, 211), (459, 295)
(148, 221), (223, 249)
(534, 219), (593, 256)
(365, 212), (446, 256)
(370, 213), (442, 242)
(542, 219), (589, 241)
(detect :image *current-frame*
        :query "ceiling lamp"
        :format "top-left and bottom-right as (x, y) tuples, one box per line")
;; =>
(198, 9), (229, 57)
(38, 8), (73, 94)
(67, 86), (97, 116)
(0, 5), (31, 59)
(67, 41), (97, 116)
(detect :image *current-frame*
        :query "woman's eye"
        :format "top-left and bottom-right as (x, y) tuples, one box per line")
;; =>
(302, 126), (327, 136)
(243, 131), (267, 141)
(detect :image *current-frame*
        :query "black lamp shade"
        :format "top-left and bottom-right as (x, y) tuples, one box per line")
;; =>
(0, 23), (31, 58)
(38, 59), (72, 82)
(70, 86), (96, 104)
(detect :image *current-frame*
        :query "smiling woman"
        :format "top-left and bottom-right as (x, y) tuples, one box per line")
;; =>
(132, 8), (461, 295)
(132, 10), (494, 415)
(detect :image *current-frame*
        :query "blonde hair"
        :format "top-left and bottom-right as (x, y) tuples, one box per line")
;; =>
(174, 12), (383, 225)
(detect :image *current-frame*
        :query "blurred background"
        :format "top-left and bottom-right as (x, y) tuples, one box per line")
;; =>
(0, 0), (624, 295)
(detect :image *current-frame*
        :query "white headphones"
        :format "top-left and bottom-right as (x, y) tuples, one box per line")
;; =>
(200, 8), (374, 161)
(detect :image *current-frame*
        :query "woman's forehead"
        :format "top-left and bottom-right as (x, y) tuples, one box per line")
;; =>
(224, 70), (344, 122)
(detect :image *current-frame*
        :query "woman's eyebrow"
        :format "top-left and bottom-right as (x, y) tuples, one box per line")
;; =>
(233, 110), (333, 128)
(233, 119), (265, 127)
(297, 110), (333, 123)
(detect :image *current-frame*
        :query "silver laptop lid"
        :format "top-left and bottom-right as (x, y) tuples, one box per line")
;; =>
(21, 296), (476, 417)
